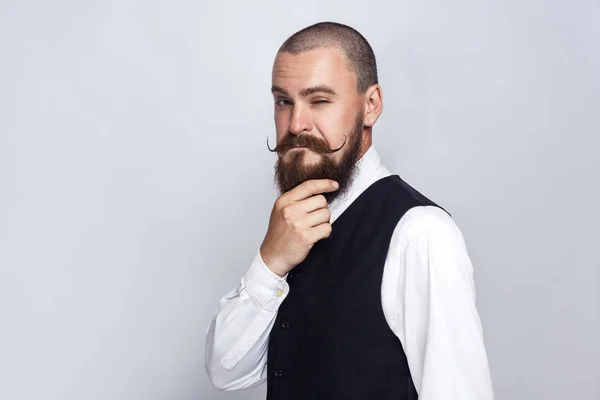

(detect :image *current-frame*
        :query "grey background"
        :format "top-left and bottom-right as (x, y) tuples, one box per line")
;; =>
(1, 0), (598, 399)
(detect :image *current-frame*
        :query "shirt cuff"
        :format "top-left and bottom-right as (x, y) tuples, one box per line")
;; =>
(243, 249), (290, 311)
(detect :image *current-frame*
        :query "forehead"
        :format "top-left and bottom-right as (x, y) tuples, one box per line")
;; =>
(272, 47), (357, 93)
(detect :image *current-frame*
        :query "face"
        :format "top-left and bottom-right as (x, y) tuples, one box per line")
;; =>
(271, 47), (371, 202)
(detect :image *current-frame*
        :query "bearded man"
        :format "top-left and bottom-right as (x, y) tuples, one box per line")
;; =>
(205, 22), (494, 400)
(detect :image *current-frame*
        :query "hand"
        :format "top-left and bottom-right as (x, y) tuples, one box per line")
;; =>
(259, 179), (339, 277)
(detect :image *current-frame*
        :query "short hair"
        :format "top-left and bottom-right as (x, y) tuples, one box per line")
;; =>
(277, 22), (378, 93)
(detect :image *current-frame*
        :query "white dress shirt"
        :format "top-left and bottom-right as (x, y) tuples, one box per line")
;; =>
(205, 145), (494, 399)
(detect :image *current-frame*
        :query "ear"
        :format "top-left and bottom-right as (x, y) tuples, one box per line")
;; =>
(363, 84), (383, 127)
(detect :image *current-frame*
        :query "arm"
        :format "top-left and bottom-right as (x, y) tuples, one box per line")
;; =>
(205, 179), (336, 390)
(386, 206), (494, 399)
(205, 179), (339, 390)
(204, 250), (289, 390)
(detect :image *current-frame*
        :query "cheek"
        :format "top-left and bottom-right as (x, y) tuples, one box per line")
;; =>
(313, 110), (351, 144)
(274, 112), (288, 140)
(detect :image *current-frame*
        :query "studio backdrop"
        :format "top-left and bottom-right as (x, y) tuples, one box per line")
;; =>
(0, 1), (598, 399)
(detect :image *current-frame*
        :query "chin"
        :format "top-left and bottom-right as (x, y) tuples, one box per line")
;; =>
(300, 151), (324, 165)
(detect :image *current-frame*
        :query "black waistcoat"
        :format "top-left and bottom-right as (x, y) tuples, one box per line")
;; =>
(266, 175), (445, 400)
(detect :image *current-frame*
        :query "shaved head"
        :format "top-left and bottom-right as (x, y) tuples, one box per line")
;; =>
(277, 22), (378, 93)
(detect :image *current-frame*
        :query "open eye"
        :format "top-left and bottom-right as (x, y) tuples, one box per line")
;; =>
(275, 99), (292, 107)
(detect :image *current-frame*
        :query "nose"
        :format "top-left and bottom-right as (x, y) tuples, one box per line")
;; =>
(289, 104), (312, 135)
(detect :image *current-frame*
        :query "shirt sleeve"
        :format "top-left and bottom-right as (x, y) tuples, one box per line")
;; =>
(384, 206), (495, 399)
(204, 249), (289, 391)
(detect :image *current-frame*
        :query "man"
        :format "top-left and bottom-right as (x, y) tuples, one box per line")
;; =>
(205, 22), (494, 399)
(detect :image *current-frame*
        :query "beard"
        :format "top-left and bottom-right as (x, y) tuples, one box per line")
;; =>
(273, 112), (364, 203)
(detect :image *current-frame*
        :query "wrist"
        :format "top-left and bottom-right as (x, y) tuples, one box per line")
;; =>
(259, 247), (288, 278)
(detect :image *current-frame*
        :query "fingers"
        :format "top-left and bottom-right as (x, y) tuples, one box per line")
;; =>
(305, 208), (332, 227)
(297, 194), (328, 213)
(287, 179), (339, 202)
(309, 221), (333, 242)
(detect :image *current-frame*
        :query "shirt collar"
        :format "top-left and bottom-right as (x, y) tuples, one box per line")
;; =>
(328, 144), (390, 223)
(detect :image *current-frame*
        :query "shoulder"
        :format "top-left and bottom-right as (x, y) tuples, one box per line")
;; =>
(394, 205), (467, 249)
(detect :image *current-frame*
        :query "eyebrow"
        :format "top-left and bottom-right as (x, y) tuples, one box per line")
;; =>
(271, 85), (337, 97)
